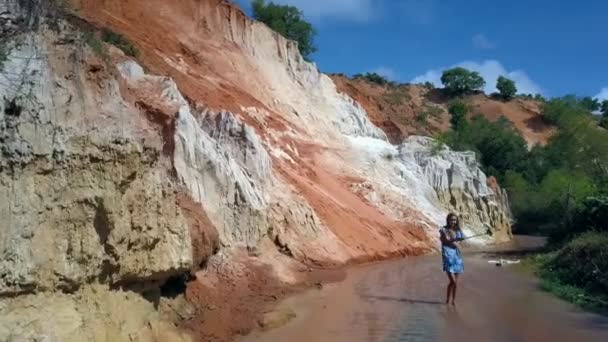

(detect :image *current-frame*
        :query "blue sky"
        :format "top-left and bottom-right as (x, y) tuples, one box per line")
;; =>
(236, 0), (607, 99)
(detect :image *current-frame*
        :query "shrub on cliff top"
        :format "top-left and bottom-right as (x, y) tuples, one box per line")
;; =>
(252, 0), (317, 60)
(440, 67), (485, 96)
(353, 72), (389, 86)
(496, 75), (517, 100)
(423, 81), (435, 90)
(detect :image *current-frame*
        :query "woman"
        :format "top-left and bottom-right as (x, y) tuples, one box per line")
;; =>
(440, 213), (465, 305)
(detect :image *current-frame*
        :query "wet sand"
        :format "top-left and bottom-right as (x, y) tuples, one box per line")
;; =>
(241, 238), (608, 342)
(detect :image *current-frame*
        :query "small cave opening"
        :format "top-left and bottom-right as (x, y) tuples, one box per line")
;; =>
(160, 273), (195, 299)
(4, 98), (22, 117)
(274, 235), (294, 258)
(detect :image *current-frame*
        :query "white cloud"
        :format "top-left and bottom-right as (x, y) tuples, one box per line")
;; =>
(472, 33), (496, 49)
(263, 0), (376, 21)
(411, 69), (442, 86)
(594, 87), (608, 102)
(372, 66), (398, 80)
(411, 60), (543, 95)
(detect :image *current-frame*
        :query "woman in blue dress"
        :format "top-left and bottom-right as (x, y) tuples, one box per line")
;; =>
(439, 213), (465, 305)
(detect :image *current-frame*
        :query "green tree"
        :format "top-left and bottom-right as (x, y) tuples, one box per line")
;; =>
(537, 170), (597, 242)
(442, 112), (528, 180)
(440, 67), (485, 96)
(496, 75), (517, 100)
(252, 0), (317, 60)
(600, 117), (608, 129)
(539, 170), (596, 206)
(423, 81), (435, 90)
(504, 171), (531, 209)
(542, 97), (589, 127)
(599, 100), (608, 129)
(468, 116), (528, 177)
(579, 96), (600, 112)
(448, 100), (468, 130)
(601, 100), (608, 116)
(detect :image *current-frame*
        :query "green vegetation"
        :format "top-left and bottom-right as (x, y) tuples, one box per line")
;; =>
(440, 92), (608, 309)
(534, 93), (546, 102)
(423, 81), (435, 90)
(600, 100), (608, 129)
(383, 88), (411, 105)
(441, 95), (608, 236)
(424, 105), (443, 119)
(83, 30), (106, 58)
(441, 114), (527, 178)
(83, 29), (138, 58)
(353, 72), (391, 86)
(252, 0), (317, 60)
(519, 93), (546, 102)
(524, 232), (608, 310)
(101, 29), (138, 57)
(430, 138), (446, 156)
(82, 29), (139, 59)
(496, 75), (517, 100)
(415, 111), (428, 125)
(447, 100), (468, 130)
(413, 104), (443, 127)
(440, 67), (485, 96)
(578, 96), (601, 112)
(511, 99), (607, 237)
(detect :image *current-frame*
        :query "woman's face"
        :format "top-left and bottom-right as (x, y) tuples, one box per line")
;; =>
(449, 216), (458, 227)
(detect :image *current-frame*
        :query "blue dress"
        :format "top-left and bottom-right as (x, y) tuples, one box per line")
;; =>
(440, 227), (464, 274)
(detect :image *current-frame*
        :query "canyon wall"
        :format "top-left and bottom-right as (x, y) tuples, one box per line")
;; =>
(0, 0), (512, 340)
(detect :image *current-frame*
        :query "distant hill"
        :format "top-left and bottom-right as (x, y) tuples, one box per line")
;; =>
(331, 74), (555, 147)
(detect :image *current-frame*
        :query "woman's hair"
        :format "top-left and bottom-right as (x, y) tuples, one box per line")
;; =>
(445, 213), (461, 230)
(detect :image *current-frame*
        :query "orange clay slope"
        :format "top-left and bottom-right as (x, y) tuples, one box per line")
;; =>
(72, 0), (435, 264)
(331, 75), (554, 147)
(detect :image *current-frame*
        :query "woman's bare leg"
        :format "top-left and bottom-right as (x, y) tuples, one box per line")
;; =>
(446, 273), (455, 304)
(450, 273), (459, 305)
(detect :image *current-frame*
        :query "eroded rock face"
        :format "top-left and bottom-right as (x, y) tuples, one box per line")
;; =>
(174, 107), (273, 246)
(0, 138), (194, 295)
(0, 3), (206, 336)
(0, 284), (193, 342)
(399, 136), (512, 241)
(0, 0), (514, 297)
(0, 26), (196, 297)
(118, 60), (352, 266)
(340, 135), (512, 243)
(0, 0), (513, 340)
